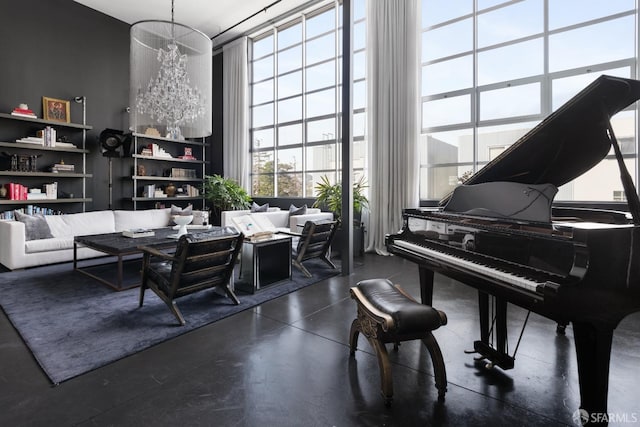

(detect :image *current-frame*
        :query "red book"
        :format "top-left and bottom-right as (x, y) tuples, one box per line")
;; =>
(13, 108), (34, 114)
(21, 185), (27, 200)
(9, 183), (15, 200)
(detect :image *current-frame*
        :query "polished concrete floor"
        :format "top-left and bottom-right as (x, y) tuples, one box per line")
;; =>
(1, 254), (639, 426)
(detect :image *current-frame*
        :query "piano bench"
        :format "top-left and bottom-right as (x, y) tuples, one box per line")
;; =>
(349, 278), (448, 406)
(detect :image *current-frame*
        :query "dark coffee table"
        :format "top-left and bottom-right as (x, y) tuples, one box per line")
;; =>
(73, 227), (221, 291)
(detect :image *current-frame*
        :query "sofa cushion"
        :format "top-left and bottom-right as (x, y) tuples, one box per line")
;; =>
(191, 210), (208, 225)
(289, 204), (308, 216)
(63, 211), (116, 236)
(289, 212), (335, 231)
(170, 204), (193, 225)
(25, 237), (74, 253)
(251, 202), (269, 212)
(114, 208), (171, 231)
(14, 211), (54, 241)
(45, 215), (73, 238)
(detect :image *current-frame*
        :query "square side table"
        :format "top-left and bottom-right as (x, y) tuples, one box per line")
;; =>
(236, 234), (292, 293)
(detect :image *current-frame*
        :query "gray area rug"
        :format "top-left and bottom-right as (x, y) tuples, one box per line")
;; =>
(0, 257), (339, 384)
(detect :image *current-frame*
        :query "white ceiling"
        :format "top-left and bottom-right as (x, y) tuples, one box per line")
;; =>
(74, 0), (315, 47)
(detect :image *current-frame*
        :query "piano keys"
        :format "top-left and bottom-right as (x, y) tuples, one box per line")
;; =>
(386, 75), (640, 425)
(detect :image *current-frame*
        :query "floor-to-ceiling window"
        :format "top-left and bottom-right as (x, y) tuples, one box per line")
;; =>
(420, 0), (638, 202)
(249, 0), (366, 198)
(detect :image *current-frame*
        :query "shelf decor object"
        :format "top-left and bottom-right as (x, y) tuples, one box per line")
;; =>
(42, 97), (70, 123)
(129, 0), (212, 141)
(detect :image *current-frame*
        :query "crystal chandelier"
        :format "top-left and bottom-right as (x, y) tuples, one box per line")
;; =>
(130, 0), (212, 140)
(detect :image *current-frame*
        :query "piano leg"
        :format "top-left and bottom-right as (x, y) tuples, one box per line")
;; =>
(572, 321), (613, 426)
(475, 292), (514, 369)
(496, 297), (508, 356)
(477, 292), (507, 353)
(418, 266), (434, 306)
(479, 292), (490, 344)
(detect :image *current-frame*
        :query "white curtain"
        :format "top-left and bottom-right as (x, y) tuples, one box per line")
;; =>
(365, 0), (421, 255)
(222, 37), (250, 189)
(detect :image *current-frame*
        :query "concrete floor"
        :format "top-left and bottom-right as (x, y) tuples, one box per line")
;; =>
(1, 253), (638, 426)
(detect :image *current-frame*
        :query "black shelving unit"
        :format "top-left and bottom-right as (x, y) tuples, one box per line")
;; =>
(0, 107), (92, 215)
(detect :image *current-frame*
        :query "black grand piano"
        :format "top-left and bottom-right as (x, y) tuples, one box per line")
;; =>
(386, 75), (640, 425)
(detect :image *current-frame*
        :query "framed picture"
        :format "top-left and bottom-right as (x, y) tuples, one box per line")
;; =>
(42, 97), (70, 123)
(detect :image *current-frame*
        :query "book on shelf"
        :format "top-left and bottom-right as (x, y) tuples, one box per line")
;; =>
(122, 228), (156, 238)
(143, 184), (156, 198)
(51, 163), (75, 173)
(0, 206), (61, 219)
(27, 193), (48, 200)
(231, 214), (276, 240)
(10, 104), (37, 118)
(153, 189), (167, 198)
(7, 183), (28, 200)
(11, 111), (37, 118)
(170, 167), (196, 178)
(13, 106), (35, 114)
(54, 141), (77, 148)
(16, 136), (44, 145)
(44, 182), (58, 199)
(36, 127), (56, 147)
(144, 143), (172, 158)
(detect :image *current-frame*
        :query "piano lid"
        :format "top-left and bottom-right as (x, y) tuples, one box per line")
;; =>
(440, 75), (640, 205)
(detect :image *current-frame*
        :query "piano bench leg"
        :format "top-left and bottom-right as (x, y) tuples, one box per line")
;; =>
(349, 312), (394, 403)
(349, 318), (360, 356)
(368, 336), (394, 406)
(422, 332), (448, 401)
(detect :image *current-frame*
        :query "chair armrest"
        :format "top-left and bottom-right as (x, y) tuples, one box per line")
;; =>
(137, 245), (176, 262)
(276, 228), (302, 236)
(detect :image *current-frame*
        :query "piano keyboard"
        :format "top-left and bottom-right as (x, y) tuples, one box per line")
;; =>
(392, 239), (547, 293)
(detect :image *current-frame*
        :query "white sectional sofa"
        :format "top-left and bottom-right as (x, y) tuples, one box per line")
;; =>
(221, 207), (333, 234)
(0, 208), (172, 270)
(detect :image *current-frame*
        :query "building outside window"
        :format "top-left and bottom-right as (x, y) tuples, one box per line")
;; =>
(420, 0), (638, 202)
(249, 0), (366, 198)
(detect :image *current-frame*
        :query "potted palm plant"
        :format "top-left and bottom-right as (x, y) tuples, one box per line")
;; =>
(202, 174), (251, 225)
(313, 175), (368, 256)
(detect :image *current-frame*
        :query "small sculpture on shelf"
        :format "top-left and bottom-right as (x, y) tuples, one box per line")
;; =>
(144, 127), (161, 137)
(2, 152), (36, 172)
(165, 183), (177, 197)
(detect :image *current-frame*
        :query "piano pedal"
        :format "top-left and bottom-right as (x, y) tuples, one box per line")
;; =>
(464, 349), (487, 363)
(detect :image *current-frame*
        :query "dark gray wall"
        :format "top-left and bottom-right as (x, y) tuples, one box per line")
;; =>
(0, 0), (223, 211)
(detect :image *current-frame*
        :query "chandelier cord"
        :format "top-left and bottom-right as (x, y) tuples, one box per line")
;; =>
(171, 0), (175, 40)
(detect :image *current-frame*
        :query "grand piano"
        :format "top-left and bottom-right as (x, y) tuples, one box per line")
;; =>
(386, 75), (640, 425)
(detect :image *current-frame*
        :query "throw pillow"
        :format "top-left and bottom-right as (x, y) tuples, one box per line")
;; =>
(14, 211), (54, 241)
(251, 202), (269, 212)
(171, 204), (193, 216)
(170, 204), (193, 225)
(289, 204), (307, 216)
(191, 210), (209, 226)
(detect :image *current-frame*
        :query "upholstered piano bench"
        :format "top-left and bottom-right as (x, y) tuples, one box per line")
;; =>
(349, 278), (448, 405)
